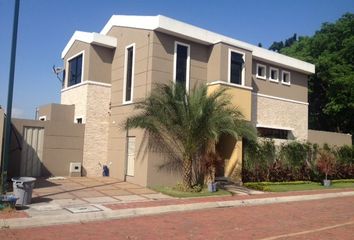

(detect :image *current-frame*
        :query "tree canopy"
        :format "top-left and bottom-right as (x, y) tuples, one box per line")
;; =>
(273, 13), (354, 138)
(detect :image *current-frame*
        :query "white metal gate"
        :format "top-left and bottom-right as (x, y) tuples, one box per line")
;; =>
(20, 127), (44, 176)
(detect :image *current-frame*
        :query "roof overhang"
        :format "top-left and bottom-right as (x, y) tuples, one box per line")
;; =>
(63, 15), (315, 74)
(61, 31), (117, 59)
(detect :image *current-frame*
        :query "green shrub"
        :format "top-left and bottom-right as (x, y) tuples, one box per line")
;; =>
(243, 139), (353, 182)
(336, 145), (353, 164)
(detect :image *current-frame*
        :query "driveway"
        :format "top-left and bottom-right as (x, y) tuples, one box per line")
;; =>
(31, 177), (160, 205)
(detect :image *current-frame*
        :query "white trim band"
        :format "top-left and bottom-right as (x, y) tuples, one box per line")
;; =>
(207, 81), (253, 90)
(61, 31), (117, 59)
(61, 80), (112, 93)
(256, 123), (294, 131)
(252, 92), (309, 105)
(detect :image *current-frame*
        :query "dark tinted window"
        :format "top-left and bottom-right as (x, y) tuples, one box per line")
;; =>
(175, 44), (188, 88)
(257, 65), (265, 77)
(230, 52), (244, 85)
(258, 127), (289, 139)
(125, 46), (134, 102)
(68, 54), (82, 87)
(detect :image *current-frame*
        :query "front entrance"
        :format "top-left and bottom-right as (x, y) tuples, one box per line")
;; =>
(20, 126), (44, 176)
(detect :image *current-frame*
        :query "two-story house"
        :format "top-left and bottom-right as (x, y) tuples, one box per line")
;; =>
(59, 15), (315, 187)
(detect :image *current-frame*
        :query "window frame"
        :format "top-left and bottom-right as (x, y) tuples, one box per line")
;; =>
(281, 70), (291, 85)
(228, 48), (246, 86)
(65, 50), (85, 88)
(256, 63), (267, 80)
(173, 41), (190, 92)
(123, 43), (136, 104)
(269, 67), (279, 82)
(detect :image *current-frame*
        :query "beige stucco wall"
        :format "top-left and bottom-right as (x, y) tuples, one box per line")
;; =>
(63, 41), (113, 87)
(308, 130), (352, 147)
(252, 60), (308, 102)
(38, 103), (74, 122)
(63, 41), (90, 86)
(207, 84), (252, 121)
(88, 45), (114, 84)
(106, 26), (154, 186)
(9, 119), (84, 177)
(252, 94), (308, 141)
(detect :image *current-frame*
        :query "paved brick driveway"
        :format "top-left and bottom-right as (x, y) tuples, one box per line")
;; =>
(1, 195), (353, 239)
(31, 177), (158, 204)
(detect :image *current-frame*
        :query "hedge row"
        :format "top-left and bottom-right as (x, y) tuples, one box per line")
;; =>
(242, 140), (353, 182)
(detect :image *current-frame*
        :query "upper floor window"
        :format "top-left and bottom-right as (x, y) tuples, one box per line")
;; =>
(229, 50), (245, 85)
(269, 67), (279, 82)
(123, 44), (135, 103)
(174, 42), (190, 90)
(281, 70), (291, 85)
(68, 54), (83, 87)
(256, 64), (266, 80)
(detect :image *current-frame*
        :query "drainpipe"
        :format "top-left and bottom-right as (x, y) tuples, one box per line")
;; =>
(1, 0), (21, 193)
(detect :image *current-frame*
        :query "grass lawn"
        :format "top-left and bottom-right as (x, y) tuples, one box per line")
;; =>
(151, 186), (232, 198)
(244, 180), (354, 192)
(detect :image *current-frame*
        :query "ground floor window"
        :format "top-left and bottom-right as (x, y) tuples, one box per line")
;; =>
(257, 127), (289, 139)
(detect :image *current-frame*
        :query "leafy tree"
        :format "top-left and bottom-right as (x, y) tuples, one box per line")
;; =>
(269, 41), (284, 52)
(279, 13), (354, 137)
(269, 33), (297, 52)
(125, 83), (255, 190)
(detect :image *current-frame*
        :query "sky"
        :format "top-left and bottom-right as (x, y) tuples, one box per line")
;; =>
(0, 0), (353, 119)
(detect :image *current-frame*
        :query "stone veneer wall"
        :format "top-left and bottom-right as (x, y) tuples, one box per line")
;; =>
(61, 84), (88, 120)
(61, 82), (111, 176)
(252, 94), (308, 141)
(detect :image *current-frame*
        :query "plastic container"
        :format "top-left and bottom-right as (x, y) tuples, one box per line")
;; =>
(11, 177), (36, 206)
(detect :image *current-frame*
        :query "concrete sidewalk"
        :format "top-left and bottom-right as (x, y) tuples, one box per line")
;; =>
(1, 189), (354, 229)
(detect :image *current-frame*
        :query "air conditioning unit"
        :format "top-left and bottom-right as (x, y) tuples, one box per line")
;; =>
(69, 162), (82, 177)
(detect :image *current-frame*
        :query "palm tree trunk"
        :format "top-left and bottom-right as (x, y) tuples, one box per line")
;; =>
(182, 158), (192, 190)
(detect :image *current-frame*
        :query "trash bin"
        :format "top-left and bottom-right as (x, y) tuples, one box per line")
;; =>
(11, 177), (36, 206)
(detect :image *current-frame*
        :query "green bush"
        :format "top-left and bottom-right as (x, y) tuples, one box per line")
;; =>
(243, 140), (353, 182)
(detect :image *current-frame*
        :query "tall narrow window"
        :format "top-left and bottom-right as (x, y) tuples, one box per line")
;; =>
(229, 51), (244, 85)
(68, 54), (83, 87)
(174, 42), (190, 90)
(124, 44), (135, 103)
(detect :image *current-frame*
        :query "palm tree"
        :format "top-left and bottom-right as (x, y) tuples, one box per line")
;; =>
(125, 83), (255, 190)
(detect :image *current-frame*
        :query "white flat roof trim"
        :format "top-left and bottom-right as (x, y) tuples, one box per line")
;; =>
(253, 92), (309, 106)
(61, 31), (117, 59)
(207, 81), (253, 90)
(98, 15), (314, 74)
(61, 80), (112, 93)
(256, 123), (294, 131)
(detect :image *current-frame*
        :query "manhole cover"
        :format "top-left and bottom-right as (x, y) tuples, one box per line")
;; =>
(65, 205), (102, 214)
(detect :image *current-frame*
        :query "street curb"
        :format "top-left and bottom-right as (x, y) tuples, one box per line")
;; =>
(2, 191), (354, 229)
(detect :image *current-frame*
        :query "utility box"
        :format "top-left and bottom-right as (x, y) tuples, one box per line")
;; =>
(69, 162), (82, 177)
